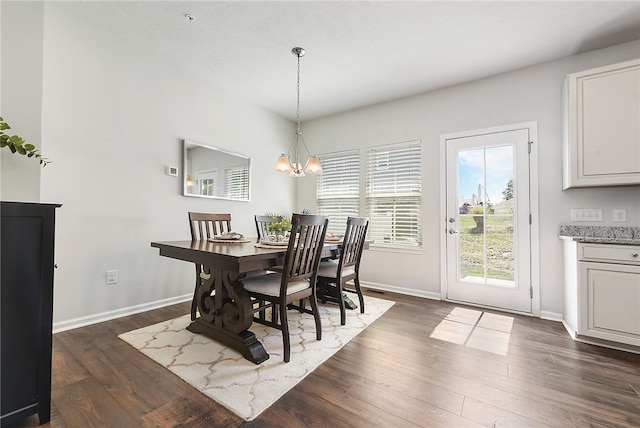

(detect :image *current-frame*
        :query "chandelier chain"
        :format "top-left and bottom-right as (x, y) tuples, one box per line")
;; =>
(296, 52), (301, 134)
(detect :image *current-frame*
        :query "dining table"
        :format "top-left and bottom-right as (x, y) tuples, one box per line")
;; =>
(150, 238), (342, 364)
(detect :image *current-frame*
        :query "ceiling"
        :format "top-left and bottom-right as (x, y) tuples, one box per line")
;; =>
(73, 1), (640, 121)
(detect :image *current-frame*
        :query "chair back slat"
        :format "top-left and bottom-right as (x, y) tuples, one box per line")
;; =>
(339, 217), (369, 270)
(282, 214), (328, 287)
(254, 215), (273, 239)
(188, 212), (232, 240)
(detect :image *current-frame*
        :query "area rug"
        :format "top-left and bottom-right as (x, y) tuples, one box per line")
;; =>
(118, 295), (394, 421)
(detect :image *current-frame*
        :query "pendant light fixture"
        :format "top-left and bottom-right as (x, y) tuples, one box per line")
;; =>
(275, 47), (322, 177)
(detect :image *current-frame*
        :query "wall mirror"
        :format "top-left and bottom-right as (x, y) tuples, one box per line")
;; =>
(182, 139), (250, 201)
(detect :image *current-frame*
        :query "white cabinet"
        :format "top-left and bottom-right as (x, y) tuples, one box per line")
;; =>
(563, 241), (640, 349)
(579, 262), (640, 345)
(563, 59), (640, 189)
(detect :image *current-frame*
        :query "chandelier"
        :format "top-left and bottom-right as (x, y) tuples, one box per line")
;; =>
(274, 47), (322, 177)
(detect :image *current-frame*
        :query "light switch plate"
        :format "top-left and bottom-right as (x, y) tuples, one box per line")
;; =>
(571, 209), (603, 222)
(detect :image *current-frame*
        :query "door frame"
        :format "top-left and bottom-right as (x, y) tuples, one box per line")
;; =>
(439, 121), (540, 316)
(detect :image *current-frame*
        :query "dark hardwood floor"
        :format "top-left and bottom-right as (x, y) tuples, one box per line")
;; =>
(9, 290), (640, 427)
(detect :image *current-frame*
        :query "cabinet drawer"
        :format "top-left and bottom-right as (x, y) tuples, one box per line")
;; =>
(579, 243), (640, 264)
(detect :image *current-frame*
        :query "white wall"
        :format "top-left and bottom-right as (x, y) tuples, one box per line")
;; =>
(298, 40), (640, 317)
(2, 2), (297, 328)
(1, 1), (44, 201)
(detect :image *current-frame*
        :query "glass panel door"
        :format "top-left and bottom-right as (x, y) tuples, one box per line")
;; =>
(446, 129), (531, 313)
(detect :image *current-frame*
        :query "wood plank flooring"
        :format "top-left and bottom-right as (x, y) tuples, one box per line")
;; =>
(8, 290), (640, 427)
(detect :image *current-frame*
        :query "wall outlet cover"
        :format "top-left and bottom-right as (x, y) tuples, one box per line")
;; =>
(613, 209), (627, 223)
(106, 269), (118, 285)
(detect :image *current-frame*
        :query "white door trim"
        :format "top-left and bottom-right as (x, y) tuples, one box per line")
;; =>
(439, 121), (540, 316)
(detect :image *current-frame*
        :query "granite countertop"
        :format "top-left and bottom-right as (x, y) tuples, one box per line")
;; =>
(559, 225), (640, 245)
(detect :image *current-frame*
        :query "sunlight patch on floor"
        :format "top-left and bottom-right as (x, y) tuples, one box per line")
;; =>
(429, 307), (514, 355)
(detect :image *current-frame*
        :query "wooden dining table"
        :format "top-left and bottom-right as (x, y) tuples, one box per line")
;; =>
(150, 238), (342, 364)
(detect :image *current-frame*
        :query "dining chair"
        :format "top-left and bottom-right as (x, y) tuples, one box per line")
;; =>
(241, 214), (329, 362)
(188, 212), (232, 239)
(254, 215), (273, 240)
(187, 212), (232, 320)
(316, 216), (369, 325)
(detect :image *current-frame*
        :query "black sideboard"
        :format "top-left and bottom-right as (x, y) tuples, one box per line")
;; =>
(1, 201), (61, 427)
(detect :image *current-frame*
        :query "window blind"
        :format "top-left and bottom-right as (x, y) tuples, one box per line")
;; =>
(366, 141), (422, 247)
(225, 166), (249, 200)
(317, 150), (360, 235)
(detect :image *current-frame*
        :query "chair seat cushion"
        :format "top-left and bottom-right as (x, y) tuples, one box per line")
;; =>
(242, 273), (310, 297)
(316, 261), (355, 279)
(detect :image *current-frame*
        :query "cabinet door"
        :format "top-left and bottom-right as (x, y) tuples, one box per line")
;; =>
(1, 202), (58, 426)
(578, 262), (640, 346)
(1, 214), (43, 419)
(564, 59), (640, 188)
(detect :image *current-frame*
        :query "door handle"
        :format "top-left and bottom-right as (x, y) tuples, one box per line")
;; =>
(448, 229), (459, 235)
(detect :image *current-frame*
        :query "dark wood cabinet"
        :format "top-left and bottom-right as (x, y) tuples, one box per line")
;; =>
(1, 201), (61, 427)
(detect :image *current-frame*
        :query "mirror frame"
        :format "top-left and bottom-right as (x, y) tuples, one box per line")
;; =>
(182, 139), (251, 201)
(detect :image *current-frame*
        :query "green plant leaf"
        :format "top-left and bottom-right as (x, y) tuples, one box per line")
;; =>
(0, 118), (50, 167)
(8, 135), (24, 146)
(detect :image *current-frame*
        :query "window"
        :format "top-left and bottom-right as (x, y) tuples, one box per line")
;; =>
(195, 169), (218, 196)
(366, 141), (422, 247)
(201, 178), (215, 196)
(225, 166), (249, 200)
(316, 150), (360, 235)
(316, 142), (422, 248)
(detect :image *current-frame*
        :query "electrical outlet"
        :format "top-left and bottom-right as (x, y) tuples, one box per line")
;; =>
(106, 269), (118, 285)
(613, 209), (627, 223)
(570, 209), (603, 222)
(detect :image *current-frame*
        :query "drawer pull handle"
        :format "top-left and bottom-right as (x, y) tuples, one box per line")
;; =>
(633, 253), (639, 258)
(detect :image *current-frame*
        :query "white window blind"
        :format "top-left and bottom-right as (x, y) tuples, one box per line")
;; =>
(317, 150), (360, 235)
(366, 141), (422, 247)
(225, 166), (249, 199)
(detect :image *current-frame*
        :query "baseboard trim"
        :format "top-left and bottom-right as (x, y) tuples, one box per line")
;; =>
(561, 320), (577, 340)
(360, 281), (441, 301)
(540, 311), (564, 322)
(53, 293), (192, 334)
(52, 285), (565, 333)
(362, 281), (565, 324)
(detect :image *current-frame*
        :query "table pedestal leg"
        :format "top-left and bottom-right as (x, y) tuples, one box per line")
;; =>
(186, 319), (268, 364)
(189, 266), (269, 364)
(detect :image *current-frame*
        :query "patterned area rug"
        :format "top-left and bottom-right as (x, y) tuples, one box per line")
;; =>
(119, 295), (394, 421)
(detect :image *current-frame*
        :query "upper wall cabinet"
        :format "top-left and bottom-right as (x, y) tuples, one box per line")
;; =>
(563, 59), (640, 189)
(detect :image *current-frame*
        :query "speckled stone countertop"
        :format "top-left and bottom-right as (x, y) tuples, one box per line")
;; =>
(559, 225), (640, 245)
